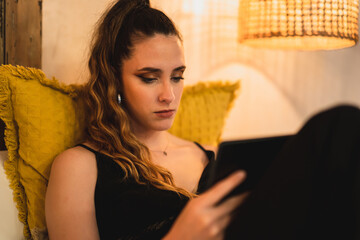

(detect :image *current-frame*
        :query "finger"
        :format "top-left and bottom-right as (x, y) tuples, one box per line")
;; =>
(208, 214), (232, 240)
(217, 214), (232, 234)
(209, 194), (250, 240)
(212, 192), (250, 219)
(201, 170), (246, 206)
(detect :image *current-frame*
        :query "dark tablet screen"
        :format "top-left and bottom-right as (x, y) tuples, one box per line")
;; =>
(207, 135), (292, 197)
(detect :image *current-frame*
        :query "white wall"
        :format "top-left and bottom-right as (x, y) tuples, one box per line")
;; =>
(205, 64), (302, 140)
(42, 0), (113, 85)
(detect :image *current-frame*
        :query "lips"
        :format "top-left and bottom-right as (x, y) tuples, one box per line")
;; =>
(154, 109), (175, 118)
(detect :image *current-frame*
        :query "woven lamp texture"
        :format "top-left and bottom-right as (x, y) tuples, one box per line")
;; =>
(239, 0), (359, 50)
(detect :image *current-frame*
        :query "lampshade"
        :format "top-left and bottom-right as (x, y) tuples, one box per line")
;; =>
(239, 0), (359, 50)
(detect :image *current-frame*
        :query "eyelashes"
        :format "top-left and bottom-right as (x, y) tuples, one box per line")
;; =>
(137, 76), (157, 83)
(171, 77), (184, 83)
(137, 75), (184, 84)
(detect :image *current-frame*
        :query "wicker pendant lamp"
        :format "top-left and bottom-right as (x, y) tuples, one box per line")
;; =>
(239, 0), (359, 50)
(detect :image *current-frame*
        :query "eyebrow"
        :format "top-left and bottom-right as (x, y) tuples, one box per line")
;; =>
(137, 65), (186, 73)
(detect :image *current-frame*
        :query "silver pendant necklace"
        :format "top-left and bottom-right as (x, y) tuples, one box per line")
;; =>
(150, 137), (169, 156)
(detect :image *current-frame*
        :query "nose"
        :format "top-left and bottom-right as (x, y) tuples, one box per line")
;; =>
(158, 80), (175, 104)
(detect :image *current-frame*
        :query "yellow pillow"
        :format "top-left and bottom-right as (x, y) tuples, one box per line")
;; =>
(0, 65), (85, 239)
(168, 81), (240, 146)
(0, 65), (240, 239)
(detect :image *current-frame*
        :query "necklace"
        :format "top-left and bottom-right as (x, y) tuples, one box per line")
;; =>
(149, 137), (169, 156)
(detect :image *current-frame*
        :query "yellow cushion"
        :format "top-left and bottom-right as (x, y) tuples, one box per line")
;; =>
(168, 81), (240, 146)
(0, 64), (240, 239)
(0, 65), (85, 239)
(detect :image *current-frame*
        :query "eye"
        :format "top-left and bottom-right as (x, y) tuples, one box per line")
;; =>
(171, 76), (184, 83)
(137, 75), (157, 84)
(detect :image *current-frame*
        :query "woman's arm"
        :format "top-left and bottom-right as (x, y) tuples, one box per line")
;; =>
(45, 147), (100, 240)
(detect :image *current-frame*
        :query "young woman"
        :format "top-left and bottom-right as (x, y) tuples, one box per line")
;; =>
(46, 0), (360, 239)
(45, 0), (248, 239)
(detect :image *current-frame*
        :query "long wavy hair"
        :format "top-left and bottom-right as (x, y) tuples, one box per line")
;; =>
(81, 0), (194, 198)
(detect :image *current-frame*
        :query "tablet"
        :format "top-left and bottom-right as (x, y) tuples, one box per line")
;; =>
(207, 135), (292, 197)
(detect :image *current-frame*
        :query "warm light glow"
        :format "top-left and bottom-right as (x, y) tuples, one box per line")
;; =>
(182, 0), (206, 15)
(239, 0), (359, 50)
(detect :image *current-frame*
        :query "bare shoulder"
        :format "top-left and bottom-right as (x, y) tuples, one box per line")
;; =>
(202, 144), (218, 154)
(46, 145), (99, 239)
(47, 144), (98, 199)
(51, 145), (96, 173)
(49, 146), (97, 185)
(48, 145), (98, 197)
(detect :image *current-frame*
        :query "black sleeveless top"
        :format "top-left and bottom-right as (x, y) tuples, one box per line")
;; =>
(77, 143), (215, 240)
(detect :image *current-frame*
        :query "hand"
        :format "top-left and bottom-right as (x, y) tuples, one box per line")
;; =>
(164, 170), (249, 240)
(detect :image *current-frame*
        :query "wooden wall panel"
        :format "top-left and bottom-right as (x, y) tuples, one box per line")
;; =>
(0, 0), (4, 64)
(5, 0), (41, 68)
(0, 0), (5, 150)
(0, 0), (42, 150)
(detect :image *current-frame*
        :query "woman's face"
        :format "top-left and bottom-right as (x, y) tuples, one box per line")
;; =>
(121, 34), (185, 133)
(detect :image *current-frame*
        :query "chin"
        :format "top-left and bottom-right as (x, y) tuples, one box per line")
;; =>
(153, 124), (173, 132)
(152, 119), (175, 131)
